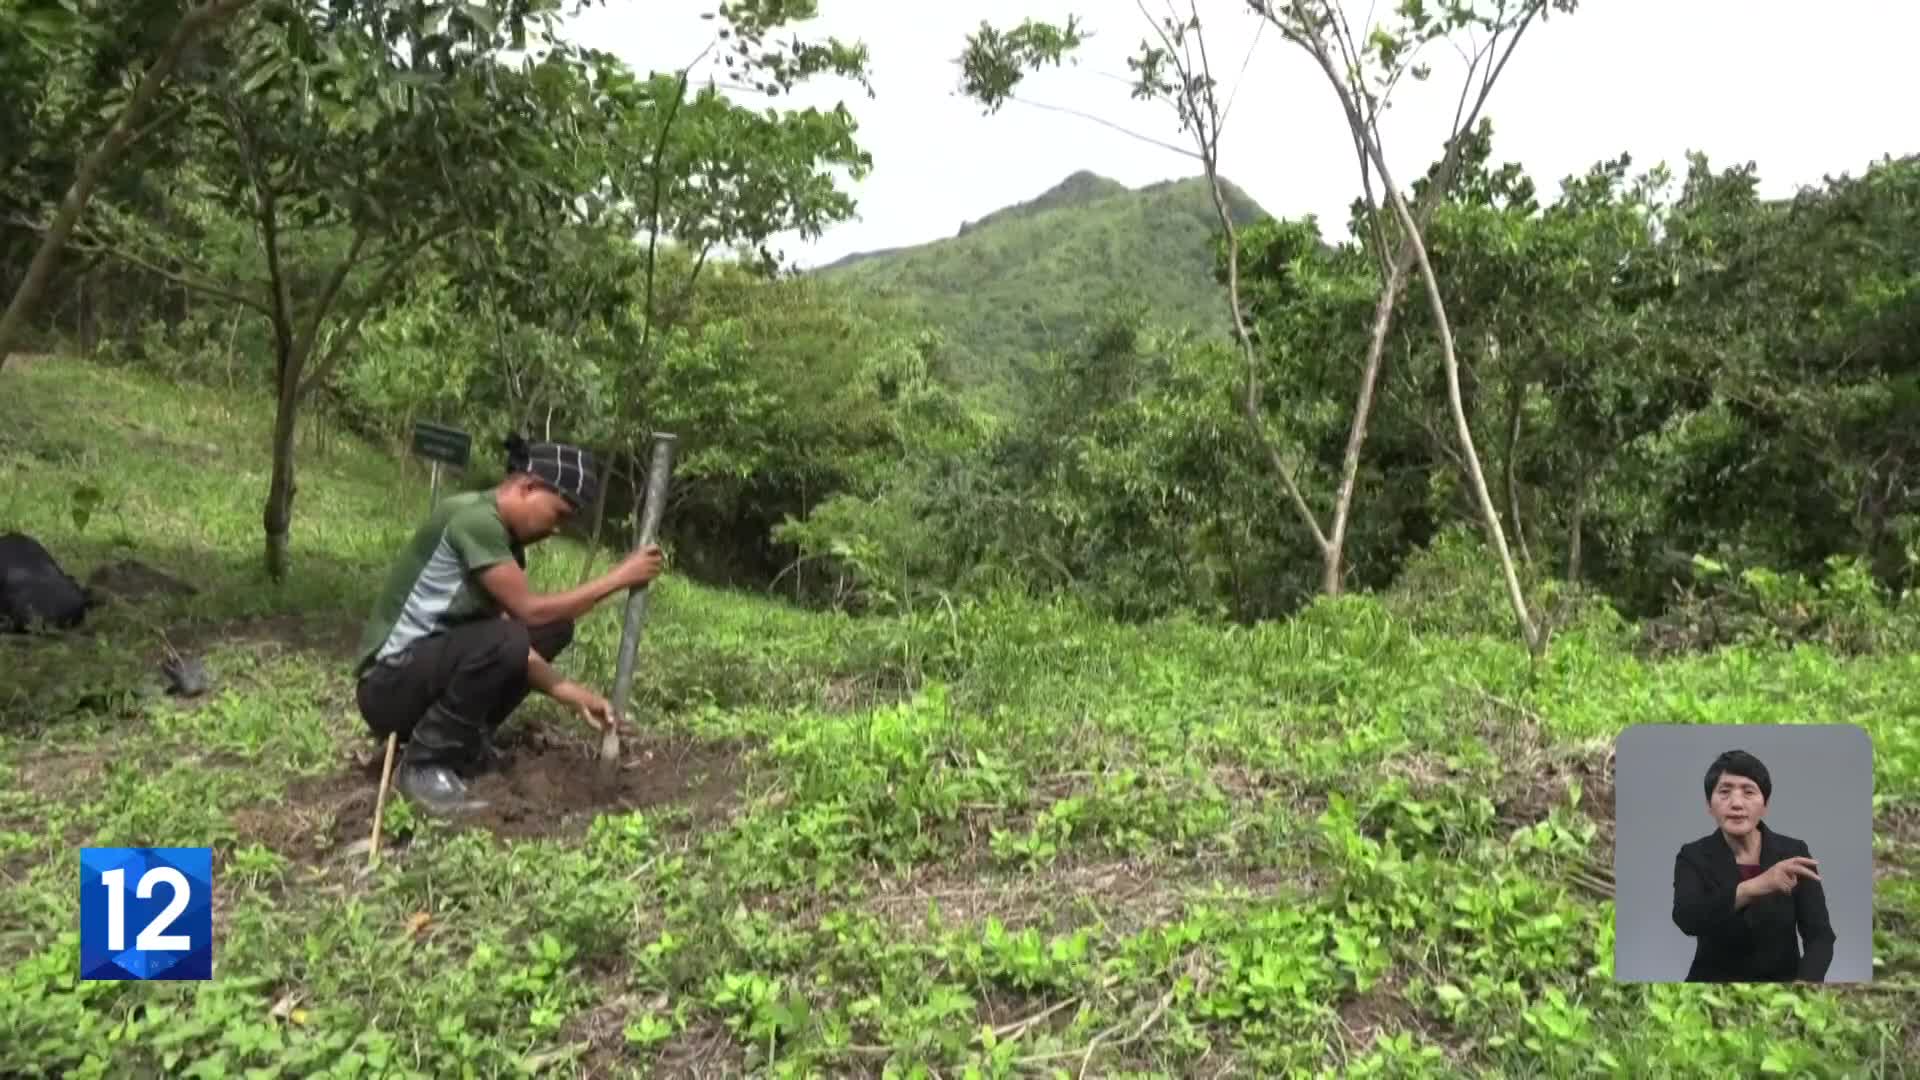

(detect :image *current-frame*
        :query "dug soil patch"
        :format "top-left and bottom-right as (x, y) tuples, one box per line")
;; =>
(461, 734), (744, 839)
(248, 732), (747, 861)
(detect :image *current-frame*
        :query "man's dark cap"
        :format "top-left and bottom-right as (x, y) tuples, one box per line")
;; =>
(504, 432), (599, 510)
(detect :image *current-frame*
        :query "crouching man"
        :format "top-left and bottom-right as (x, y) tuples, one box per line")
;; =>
(351, 434), (664, 813)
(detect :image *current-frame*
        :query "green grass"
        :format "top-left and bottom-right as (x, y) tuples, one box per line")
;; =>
(1, 355), (1916, 1077)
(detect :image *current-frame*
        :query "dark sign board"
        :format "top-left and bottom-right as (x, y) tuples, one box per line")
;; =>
(410, 421), (471, 468)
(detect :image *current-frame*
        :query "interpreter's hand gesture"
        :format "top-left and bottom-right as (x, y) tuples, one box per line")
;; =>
(1755, 856), (1821, 896)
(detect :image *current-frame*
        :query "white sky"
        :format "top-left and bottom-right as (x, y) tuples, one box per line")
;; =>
(559, 1), (1920, 270)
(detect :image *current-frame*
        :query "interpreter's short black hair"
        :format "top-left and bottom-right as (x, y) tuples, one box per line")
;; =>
(1704, 749), (1772, 804)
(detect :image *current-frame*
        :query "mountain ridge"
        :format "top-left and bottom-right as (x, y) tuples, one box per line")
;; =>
(811, 170), (1272, 397)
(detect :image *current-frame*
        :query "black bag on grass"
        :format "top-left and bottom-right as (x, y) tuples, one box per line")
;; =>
(0, 531), (91, 633)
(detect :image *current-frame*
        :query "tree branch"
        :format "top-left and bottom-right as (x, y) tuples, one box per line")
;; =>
(1217, 16), (1266, 133)
(223, 89), (295, 379)
(660, 242), (714, 327)
(1008, 93), (1200, 160)
(126, 101), (193, 157)
(1368, 99), (1542, 654)
(298, 222), (462, 398)
(1206, 7), (1336, 556)
(0, 0), (256, 368)
(1500, 339), (1533, 568)
(1148, 0), (1332, 553)
(291, 222), (371, 367)
(638, 67), (694, 362)
(1265, 0), (1552, 608)
(33, 220), (272, 317)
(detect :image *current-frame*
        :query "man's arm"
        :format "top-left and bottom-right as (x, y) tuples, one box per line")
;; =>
(446, 503), (658, 626)
(526, 645), (620, 731)
(525, 648), (594, 707)
(478, 558), (639, 627)
(527, 647), (565, 696)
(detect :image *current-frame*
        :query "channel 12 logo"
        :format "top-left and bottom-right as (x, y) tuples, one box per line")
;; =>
(80, 847), (213, 980)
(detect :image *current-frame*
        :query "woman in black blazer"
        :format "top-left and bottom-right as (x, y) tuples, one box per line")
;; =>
(1671, 749), (1835, 982)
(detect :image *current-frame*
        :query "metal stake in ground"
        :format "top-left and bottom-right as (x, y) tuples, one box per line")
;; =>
(605, 432), (677, 770)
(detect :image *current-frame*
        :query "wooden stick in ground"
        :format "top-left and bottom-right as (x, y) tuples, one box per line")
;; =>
(604, 432), (678, 771)
(368, 732), (398, 868)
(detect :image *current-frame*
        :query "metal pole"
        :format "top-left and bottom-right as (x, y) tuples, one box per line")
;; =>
(609, 432), (678, 733)
(427, 460), (441, 512)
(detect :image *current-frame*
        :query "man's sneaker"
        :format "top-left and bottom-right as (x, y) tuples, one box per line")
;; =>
(395, 761), (489, 814)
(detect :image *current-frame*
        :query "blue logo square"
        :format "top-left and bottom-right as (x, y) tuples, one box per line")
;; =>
(79, 847), (213, 981)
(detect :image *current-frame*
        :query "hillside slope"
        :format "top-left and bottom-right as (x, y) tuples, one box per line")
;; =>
(1, 357), (1913, 1076)
(814, 170), (1268, 395)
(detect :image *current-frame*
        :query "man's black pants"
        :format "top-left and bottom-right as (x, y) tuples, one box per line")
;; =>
(356, 618), (573, 770)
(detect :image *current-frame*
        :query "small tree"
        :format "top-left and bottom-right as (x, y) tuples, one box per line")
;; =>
(1269, 0), (1578, 658)
(61, 1), (610, 579)
(0, 0), (254, 370)
(962, 0), (1576, 656)
(566, 28), (874, 582)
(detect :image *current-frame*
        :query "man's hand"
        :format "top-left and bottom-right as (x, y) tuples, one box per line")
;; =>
(1744, 856), (1821, 900)
(614, 544), (665, 590)
(553, 680), (625, 734)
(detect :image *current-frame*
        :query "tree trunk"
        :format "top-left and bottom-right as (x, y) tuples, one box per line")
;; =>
(1263, 0), (1550, 655)
(0, 0), (251, 370)
(1138, 29), (1334, 574)
(1319, 543), (1343, 595)
(1568, 469), (1590, 584)
(1501, 355), (1532, 569)
(1377, 166), (1543, 657)
(1197, 167), (1335, 582)
(264, 359), (301, 582)
(78, 265), (93, 351)
(1259, 0), (1546, 606)
(1321, 257), (1413, 596)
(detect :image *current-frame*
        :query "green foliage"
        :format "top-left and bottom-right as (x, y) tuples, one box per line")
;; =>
(1383, 524), (1629, 645)
(1647, 553), (1920, 658)
(1230, 138), (1920, 632)
(777, 313), (1281, 618)
(6, 0), (1920, 1066)
(0, 0), (219, 353)
(21, 0), (1917, 657)
(770, 477), (964, 615)
(955, 15), (1086, 112)
(2, 357), (1917, 1077)
(10, 0), (879, 580)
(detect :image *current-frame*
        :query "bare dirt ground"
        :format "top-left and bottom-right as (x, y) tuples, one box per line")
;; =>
(233, 729), (748, 865)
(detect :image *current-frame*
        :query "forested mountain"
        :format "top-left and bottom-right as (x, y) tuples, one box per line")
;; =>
(812, 170), (1269, 396)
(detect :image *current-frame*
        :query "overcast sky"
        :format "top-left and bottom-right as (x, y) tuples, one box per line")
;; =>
(558, 1), (1919, 270)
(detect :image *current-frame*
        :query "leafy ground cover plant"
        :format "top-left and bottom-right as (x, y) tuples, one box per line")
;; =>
(2, 357), (1913, 1076)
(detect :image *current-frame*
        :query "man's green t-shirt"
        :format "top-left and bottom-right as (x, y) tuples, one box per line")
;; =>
(354, 490), (525, 674)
